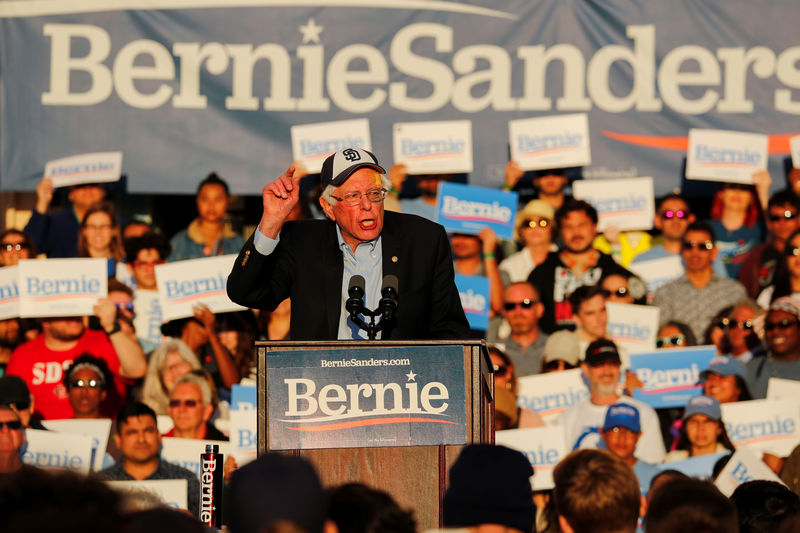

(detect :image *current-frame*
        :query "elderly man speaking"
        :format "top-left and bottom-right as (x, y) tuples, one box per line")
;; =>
(227, 148), (469, 340)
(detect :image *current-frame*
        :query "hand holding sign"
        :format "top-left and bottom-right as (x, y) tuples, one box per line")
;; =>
(35, 177), (55, 214)
(259, 166), (302, 239)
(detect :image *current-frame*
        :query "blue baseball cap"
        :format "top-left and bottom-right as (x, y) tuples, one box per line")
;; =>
(683, 395), (721, 421)
(699, 355), (746, 381)
(602, 403), (641, 433)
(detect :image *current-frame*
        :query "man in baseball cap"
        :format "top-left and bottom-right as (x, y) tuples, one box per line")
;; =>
(227, 148), (469, 340)
(600, 403), (659, 496)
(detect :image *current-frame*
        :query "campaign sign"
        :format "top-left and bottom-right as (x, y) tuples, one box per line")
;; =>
(454, 274), (490, 331)
(156, 415), (174, 435)
(22, 429), (93, 474)
(722, 399), (800, 456)
(436, 182), (517, 239)
(161, 437), (231, 478)
(496, 425), (568, 490)
(392, 120), (473, 174)
(133, 290), (164, 348)
(44, 151), (123, 188)
(267, 345), (467, 450)
(517, 369), (589, 425)
(686, 129), (768, 184)
(44, 418), (112, 472)
(290, 118), (372, 174)
(630, 346), (717, 409)
(230, 408), (258, 467)
(791, 135), (800, 169)
(657, 451), (728, 480)
(606, 302), (659, 355)
(572, 177), (654, 231)
(628, 255), (684, 297)
(0, 266), (19, 320)
(714, 447), (785, 497)
(107, 480), (188, 511)
(155, 255), (245, 321)
(231, 384), (257, 410)
(767, 378), (800, 401)
(18, 258), (107, 318)
(508, 113), (591, 171)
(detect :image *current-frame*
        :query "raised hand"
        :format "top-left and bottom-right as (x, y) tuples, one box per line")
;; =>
(258, 166), (302, 238)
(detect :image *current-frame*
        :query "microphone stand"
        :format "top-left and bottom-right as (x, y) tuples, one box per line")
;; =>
(348, 306), (391, 340)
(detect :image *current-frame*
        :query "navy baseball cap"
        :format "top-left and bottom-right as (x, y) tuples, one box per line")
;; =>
(683, 395), (722, 421)
(320, 148), (386, 189)
(699, 356), (746, 380)
(584, 338), (622, 366)
(602, 403), (641, 433)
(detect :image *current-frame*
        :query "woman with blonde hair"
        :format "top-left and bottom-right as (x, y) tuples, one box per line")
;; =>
(141, 338), (202, 414)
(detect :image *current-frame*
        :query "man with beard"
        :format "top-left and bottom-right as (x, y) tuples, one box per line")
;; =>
(5, 309), (147, 419)
(559, 339), (665, 463)
(488, 281), (547, 377)
(747, 295), (800, 398)
(529, 198), (634, 333)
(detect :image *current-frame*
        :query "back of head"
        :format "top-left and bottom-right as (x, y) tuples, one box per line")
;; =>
(443, 444), (535, 533)
(645, 478), (738, 533)
(229, 453), (326, 533)
(730, 480), (800, 533)
(553, 449), (640, 533)
(327, 483), (416, 533)
(120, 508), (207, 533)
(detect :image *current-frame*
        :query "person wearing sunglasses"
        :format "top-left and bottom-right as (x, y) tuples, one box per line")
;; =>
(0, 229), (35, 266)
(653, 221), (748, 343)
(498, 199), (556, 285)
(739, 191), (800, 299)
(655, 322), (697, 350)
(488, 282), (547, 377)
(489, 346), (543, 430)
(758, 226), (800, 309)
(163, 371), (226, 441)
(746, 295), (800, 399)
(0, 405), (25, 474)
(710, 302), (765, 363)
(63, 354), (113, 419)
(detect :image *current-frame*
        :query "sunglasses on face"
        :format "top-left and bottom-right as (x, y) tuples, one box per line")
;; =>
(115, 302), (135, 313)
(661, 209), (688, 220)
(1, 243), (29, 252)
(0, 420), (22, 430)
(492, 364), (509, 377)
(69, 379), (102, 389)
(503, 299), (537, 311)
(769, 210), (798, 222)
(765, 319), (799, 331)
(656, 335), (686, 348)
(716, 318), (753, 330)
(682, 240), (714, 251)
(605, 287), (629, 298)
(786, 247), (800, 258)
(522, 218), (550, 230)
(542, 359), (575, 372)
(169, 399), (200, 408)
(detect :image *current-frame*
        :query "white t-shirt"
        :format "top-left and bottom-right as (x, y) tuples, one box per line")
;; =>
(558, 395), (666, 464)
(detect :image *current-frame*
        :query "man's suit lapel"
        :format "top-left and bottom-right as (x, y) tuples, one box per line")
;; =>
(321, 222), (344, 338)
(381, 213), (403, 338)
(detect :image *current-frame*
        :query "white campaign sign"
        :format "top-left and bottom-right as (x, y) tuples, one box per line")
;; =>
(107, 480), (188, 511)
(495, 425), (568, 491)
(290, 118), (372, 173)
(44, 151), (123, 188)
(44, 418), (112, 472)
(686, 129), (768, 183)
(517, 369), (589, 425)
(18, 258), (107, 318)
(0, 266), (19, 320)
(628, 255), (684, 297)
(160, 437), (230, 478)
(722, 399), (800, 456)
(229, 407), (258, 467)
(508, 113), (591, 171)
(790, 135), (800, 169)
(155, 255), (245, 321)
(606, 302), (659, 355)
(714, 447), (785, 497)
(22, 429), (94, 474)
(572, 177), (654, 231)
(767, 378), (800, 402)
(392, 120), (473, 174)
(157, 415), (174, 434)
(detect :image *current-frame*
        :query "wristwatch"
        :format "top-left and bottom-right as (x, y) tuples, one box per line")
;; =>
(105, 321), (122, 336)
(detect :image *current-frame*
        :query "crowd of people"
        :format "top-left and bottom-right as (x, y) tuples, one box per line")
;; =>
(1, 149), (800, 531)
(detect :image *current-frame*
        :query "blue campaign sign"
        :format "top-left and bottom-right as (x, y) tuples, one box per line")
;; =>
(231, 384), (257, 410)
(266, 345), (467, 450)
(436, 182), (518, 240)
(454, 274), (490, 331)
(630, 346), (717, 409)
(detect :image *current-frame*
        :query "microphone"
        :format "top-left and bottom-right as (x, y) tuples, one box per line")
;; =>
(379, 275), (399, 322)
(346, 275), (366, 318)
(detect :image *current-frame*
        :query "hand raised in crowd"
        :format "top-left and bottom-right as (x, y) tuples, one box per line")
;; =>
(258, 166), (303, 238)
(504, 160), (524, 189)
(35, 176), (54, 214)
(192, 303), (217, 333)
(388, 163), (408, 196)
(93, 298), (118, 334)
(751, 169), (772, 210)
(479, 227), (498, 257)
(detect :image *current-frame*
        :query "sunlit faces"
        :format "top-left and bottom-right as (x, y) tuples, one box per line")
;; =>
(559, 210), (596, 254)
(132, 248), (163, 290)
(765, 309), (800, 358)
(0, 233), (31, 266)
(197, 183), (230, 224)
(681, 229), (717, 273)
(519, 217), (553, 248)
(115, 415), (161, 464)
(719, 186), (753, 210)
(160, 351), (193, 393)
(656, 198), (694, 240)
(574, 294), (608, 340)
(703, 373), (741, 404)
(68, 367), (107, 417)
(601, 426), (639, 462)
(503, 284), (542, 335)
(601, 274), (634, 304)
(685, 414), (722, 450)
(655, 324), (687, 349)
(320, 169), (385, 251)
(167, 382), (211, 434)
(83, 211), (114, 255)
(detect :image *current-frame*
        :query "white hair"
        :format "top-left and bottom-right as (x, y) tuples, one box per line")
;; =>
(170, 372), (213, 406)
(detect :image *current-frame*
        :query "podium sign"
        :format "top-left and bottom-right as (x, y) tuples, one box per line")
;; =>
(266, 345), (467, 450)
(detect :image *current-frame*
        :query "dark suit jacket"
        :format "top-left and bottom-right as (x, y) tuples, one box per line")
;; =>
(227, 211), (469, 340)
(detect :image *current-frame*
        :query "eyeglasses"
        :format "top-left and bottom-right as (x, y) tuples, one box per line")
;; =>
(492, 364), (509, 377)
(69, 379), (102, 389)
(168, 399), (200, 408)
(0, 420), (22, 431)
(503, 299), (537, 311)
(522, 218), (550, 230)
(765, 319), (799, 331)
(133, 259), (166, 268)
(786, 247), (800, 258)
(115, 302), (135, 313)
(1, 243), (29, 252)
(716, 318), (753, 330)
(661, 210), (688, 219)
(604, 287), (629, 298)
(656, 335), (686, 348)
(330, 188), (387, 207)
(769, 210), (798, 222)
(682, 240), (714, 251)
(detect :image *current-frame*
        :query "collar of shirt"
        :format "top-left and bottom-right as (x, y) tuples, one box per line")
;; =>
(336, 225), (383, 340)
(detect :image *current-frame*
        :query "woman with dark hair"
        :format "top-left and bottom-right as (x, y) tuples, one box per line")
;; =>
(710, 301), (765, 362)
(655, 321), (697, 349)
(704, 305), (735, 352)
(758, 226), (800, 307)
(63, 353), (114, 419)
(0, 229), (35, 266)
(665, 395), (735, 462)
(78, 202), (125, 278)
(700, 356), (753, 403)
(489, 346), (544, 430)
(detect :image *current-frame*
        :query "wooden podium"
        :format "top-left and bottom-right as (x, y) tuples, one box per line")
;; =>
(256, 339), (493, 530)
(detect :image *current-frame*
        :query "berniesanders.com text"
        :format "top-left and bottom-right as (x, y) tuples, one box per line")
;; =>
(320, 357), (411, 368)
